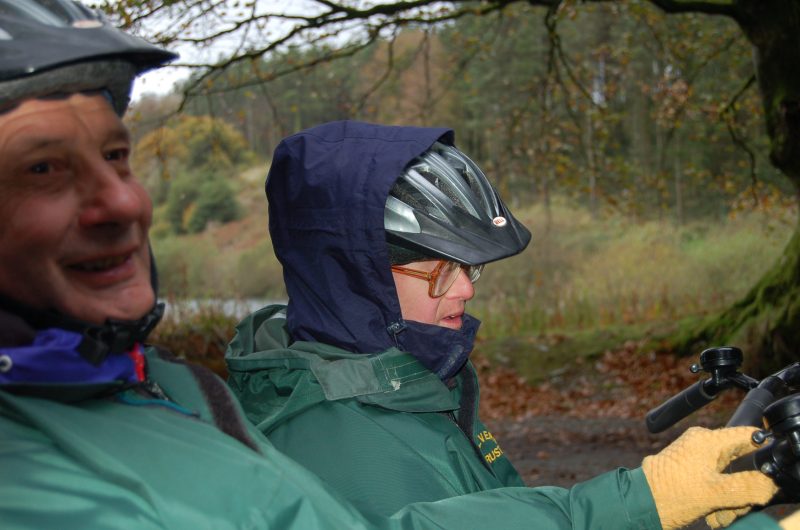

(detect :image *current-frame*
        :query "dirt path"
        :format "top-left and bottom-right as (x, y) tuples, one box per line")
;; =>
(488, 415), (680, 488)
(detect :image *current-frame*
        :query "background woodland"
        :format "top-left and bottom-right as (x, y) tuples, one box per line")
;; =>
(103, 1), (799, 378)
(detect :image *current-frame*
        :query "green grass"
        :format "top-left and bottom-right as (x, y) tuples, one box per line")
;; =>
(470, 200), (793, 337)
(466, 200), (794, 382)
(474, 321), (663, 384)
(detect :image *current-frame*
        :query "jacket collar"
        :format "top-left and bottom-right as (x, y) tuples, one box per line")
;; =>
(0, 307), (144, 401)
(226, 305), (461, 412)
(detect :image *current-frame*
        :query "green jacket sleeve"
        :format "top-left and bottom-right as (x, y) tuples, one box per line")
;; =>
(3, 406), (661, 530)
(266, 398), (522, 516)
(383, 467), (661, 530)
(0, 371), (377, 530)
(2, 436), (163, 529)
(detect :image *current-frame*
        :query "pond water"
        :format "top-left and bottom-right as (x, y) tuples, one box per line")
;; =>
(160, 299), (285, 321)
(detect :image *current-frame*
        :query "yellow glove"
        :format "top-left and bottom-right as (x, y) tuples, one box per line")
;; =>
(642, 426), (778, 530)
(706, 506), (751, 528)
(780, 510), (800, 530)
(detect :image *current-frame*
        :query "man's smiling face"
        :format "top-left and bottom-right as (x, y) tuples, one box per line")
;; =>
(0, 93), (154, 325)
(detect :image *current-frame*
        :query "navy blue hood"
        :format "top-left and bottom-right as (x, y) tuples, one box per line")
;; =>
(266, 121), (479, 380)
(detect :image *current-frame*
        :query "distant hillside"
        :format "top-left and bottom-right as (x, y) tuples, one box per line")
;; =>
(151, 163), (286, 300)
(203, 164), (271, 253)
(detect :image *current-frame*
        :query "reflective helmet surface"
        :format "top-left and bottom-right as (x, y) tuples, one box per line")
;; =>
(0, 0), (176, 114)
(385, 142), (531, 266)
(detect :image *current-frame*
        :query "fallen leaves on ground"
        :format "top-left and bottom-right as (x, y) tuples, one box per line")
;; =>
(474, 339), (742, 425)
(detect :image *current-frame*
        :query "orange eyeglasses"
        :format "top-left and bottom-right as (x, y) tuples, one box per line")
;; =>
(391, 260), (484, 298)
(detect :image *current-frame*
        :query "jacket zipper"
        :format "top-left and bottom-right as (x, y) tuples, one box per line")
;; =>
(446, 410), (495, 475)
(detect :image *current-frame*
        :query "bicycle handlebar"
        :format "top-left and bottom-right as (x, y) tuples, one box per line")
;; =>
(646, 380), (718, 433)
(644, 352), (800, 504)
(727, 386), (779, 427)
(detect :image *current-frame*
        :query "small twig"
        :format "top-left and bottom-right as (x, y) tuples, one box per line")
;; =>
(354, 29), (399, 113)
(720, 74), (759, 205)
(546, 5), (605, 111)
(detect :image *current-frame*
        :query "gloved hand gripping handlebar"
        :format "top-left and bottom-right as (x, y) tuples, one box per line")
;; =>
(645, 347), (800, 503)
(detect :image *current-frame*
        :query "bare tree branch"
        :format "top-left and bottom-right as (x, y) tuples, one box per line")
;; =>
(354, 29), (399, 114)
(720, 74), (759, 204)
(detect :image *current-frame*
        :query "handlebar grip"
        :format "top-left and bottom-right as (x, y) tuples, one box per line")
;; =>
(646, 380), (717, 433)
(727, 387), (776, 427)
(727, 450), (760, 473)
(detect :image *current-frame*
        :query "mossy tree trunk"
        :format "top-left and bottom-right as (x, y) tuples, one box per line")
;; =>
(663, 0), (800, 373)
(679, 223), (800, 374)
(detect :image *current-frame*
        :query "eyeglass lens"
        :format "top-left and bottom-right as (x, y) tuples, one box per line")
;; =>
(432, 261), (484, 297)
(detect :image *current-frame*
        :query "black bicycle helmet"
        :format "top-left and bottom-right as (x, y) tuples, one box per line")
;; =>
(0, 0), (176, 115)
(385, 141), (531, 266)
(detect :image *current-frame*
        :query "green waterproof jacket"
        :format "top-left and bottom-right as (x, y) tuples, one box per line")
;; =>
(2, 340), (664, 530)
(227, 305), (523, 516)
(0, 345), (380, 530)
(226, 305), (662, 528)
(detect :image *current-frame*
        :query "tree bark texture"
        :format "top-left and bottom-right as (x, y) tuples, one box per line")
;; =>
(734, 0), (800, 182)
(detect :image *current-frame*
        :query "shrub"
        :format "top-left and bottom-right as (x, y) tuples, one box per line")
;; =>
(187, 179), (240, 233)
(235, 240), (287, 299)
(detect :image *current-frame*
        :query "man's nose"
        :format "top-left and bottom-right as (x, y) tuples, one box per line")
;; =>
(79, 163), (148, 228)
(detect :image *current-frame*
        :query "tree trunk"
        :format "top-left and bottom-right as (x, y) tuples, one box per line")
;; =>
(673, 138), (683, 226)
(584, 111), (598, 218)
(676, 0), (800, 373)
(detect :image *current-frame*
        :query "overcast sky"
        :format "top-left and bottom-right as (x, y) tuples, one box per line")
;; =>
(128, 0), (329, 101)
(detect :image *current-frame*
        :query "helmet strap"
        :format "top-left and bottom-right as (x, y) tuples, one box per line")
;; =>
(0, 293), (164, 365)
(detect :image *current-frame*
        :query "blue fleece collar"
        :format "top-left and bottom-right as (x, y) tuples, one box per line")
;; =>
(0, 328), (142, 386)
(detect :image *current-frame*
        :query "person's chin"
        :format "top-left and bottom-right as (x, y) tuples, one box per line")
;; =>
(69, 283), (154, 324)
(109, 284), (155, 321)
